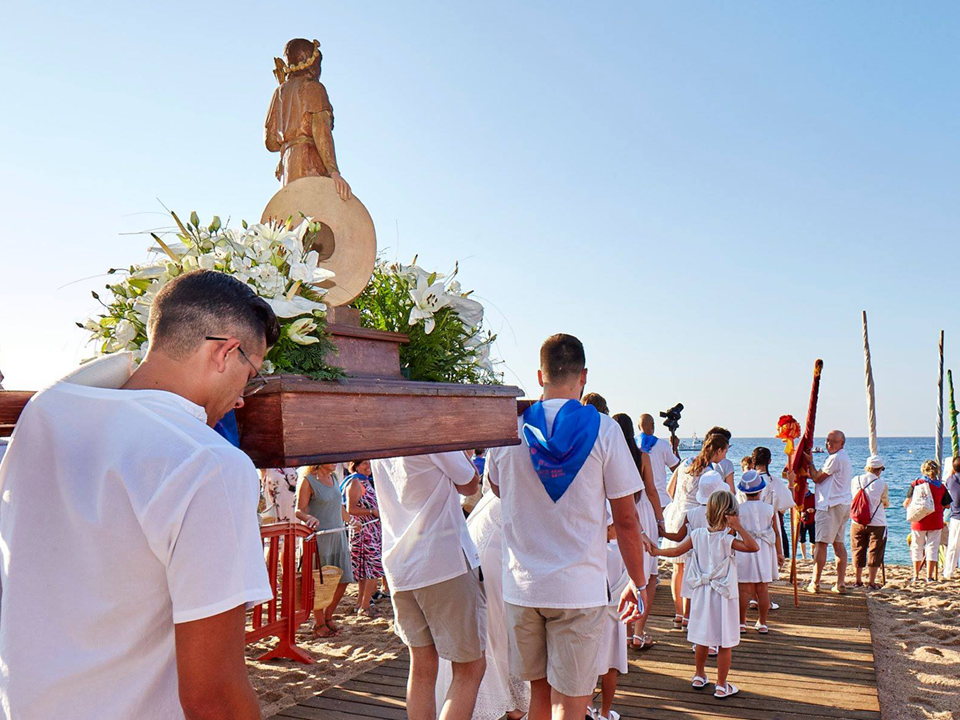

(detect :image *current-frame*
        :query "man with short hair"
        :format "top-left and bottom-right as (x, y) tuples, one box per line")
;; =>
(370, 453), (485, 720)
(806, 430), (853, 594)
(0, 270), (279, 720)
(638, 413), (681, 510)
(488, 334), (646, 720)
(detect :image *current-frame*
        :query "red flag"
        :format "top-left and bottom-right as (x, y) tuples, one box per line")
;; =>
(788, 359), (824, 506)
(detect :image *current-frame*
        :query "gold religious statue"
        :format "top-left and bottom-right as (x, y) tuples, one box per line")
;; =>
(265, 38), (352, 201)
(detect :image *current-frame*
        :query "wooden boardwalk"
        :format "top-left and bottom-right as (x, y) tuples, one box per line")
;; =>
(268, 583), (881, 720)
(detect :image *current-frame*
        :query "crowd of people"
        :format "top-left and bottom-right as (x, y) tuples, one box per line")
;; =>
(1, 269), (959, 720)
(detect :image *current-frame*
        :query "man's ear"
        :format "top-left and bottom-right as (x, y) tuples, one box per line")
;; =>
(537, 369), (545, 388)
(210, 337), (241, 374)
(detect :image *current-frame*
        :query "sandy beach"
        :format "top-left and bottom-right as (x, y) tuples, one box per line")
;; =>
(249, 563), (960, 719)
(247, 586), (402, 718)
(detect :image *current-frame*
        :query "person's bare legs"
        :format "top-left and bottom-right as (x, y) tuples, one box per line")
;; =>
(550, 688), (591, 720)
(854, 564), (864, 586)
(737, 583), (751, 626)
(800, 540), (808, 560)
(812, 542), (827, 586)
(356, 578), (377, 615)
(528, 678), (551, 720)
(756, 583), (771, 626)
(912, 559), (923, 580)
(599, 669), (617, 718)
(438, 654), (486, 720)
(406, 644), (439, 720)
(632, 575), (657, 643)
(833, 540), (848, 589)
(715, 647), (732, 689)
(671, 563), (684, 621)
(693, 644), (709, 681)
(324, 582), (349, 631)
(926, 559), (937, 581)
(867, 565), (879, 586)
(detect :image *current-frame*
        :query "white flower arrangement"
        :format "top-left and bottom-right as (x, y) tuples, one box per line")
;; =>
(82, 212), (344, 380)
(354, 258), (500, 383)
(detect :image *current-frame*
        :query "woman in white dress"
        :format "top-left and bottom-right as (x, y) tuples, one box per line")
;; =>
(653, 489), (759, 699)
(734, 471), (783, 634)
(612, 413), (662, 650)
(663, 433), (731, 629)
(435, 491), (529, 720)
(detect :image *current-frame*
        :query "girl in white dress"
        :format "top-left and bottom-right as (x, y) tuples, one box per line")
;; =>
(589, 512), (629, 720)
(663, 434), (731, 629)
(735, 471), (784, 634)
(612, 413), (663, 650)
(653, 489), (759, 699)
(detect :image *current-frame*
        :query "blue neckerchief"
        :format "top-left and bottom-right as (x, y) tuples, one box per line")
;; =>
(340, 472), (370, 497)
(522, 400), (601, 503)
(639, 432), (658, 453)
(921, 476), (943, 488)
(213, 410), (240, 448)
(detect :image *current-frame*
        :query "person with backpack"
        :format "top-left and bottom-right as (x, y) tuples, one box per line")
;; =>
(903, 460), (953, 584)
(849, 456), (890, 590)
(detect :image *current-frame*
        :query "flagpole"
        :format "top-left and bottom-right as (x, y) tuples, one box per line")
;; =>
(862, 312), (878, 457)
(936, 332), (944, 477)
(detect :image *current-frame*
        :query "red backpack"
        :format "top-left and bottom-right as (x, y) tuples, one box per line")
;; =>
(850, 476), (879, 525)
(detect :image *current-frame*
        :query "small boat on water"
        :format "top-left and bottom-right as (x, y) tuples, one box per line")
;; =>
(813, 446), (825, 454)
(679, 433), (703, 451)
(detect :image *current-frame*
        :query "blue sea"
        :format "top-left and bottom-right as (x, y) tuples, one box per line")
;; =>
(681, 436), (951, 566)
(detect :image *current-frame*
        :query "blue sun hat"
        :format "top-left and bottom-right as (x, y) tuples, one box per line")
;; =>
(738, 469), (767, 495)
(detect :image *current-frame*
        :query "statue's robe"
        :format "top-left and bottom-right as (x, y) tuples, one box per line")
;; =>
(265, 76), (335, 185)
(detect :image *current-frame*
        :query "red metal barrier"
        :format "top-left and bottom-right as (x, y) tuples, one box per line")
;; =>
(246, 522), (316, 664)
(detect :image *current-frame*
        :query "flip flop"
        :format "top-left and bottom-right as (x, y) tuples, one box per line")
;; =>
(714, 683), (739, 699)
(754, 622), (769, 634)
(691, 675), (708, 689)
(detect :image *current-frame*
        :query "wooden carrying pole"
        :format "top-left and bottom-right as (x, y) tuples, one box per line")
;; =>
(788, 359), (824, 607)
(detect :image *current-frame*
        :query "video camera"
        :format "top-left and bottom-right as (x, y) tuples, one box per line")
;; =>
(660, 403), (683, 434)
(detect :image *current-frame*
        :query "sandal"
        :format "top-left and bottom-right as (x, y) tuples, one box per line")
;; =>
(714, 683), (739, 699)
(832, 584), (847, 595)
(673, 614), (684, 629)
(754, 622), (769, 634)
(691, 675), (708, 689)
(631, 634), (655, 650)
(739, 623), (747, 634)
(311, 625), (339, 638)
(681, 616), (690, 628)
(708, 646), (718, 657)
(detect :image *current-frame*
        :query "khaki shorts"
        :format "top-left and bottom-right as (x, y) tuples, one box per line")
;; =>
(910, 529), (941, 563)
(815, 504), (850, 544)
(850, 522), (886, 568)
(390, 568), (486, 663)
(505, 603), (606, 698)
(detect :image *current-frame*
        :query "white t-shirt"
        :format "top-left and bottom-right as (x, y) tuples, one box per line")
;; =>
(817, 448), (853, 509)
(713, 457), (735, 484)
(850, 473), (888, 527)
(0, 354), (272, 720)
(371, 452), (480, 592)
(648, 437), (680, 507)
(488, 399), (644, 609)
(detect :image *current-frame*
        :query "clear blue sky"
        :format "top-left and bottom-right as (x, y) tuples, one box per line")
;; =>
(1, 1), (958, 436)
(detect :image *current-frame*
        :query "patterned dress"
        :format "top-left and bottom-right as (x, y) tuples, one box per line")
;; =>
(341, 474), (384, 580)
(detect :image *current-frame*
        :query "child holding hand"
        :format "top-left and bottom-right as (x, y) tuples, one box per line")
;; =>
(651, 489), (759, 699)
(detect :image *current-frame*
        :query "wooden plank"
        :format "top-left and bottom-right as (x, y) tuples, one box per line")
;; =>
(271, 581), (881, 720)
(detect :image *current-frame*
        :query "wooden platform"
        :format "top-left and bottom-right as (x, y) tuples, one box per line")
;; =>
(267, 582), (881, 720)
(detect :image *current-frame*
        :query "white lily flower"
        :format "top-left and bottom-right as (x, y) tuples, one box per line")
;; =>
(408, 276), (450, 335)
(266, 294), (327, 318)
(289, 250), (336, 285)
(261, 359), (275, 375)
(198, 254), (217, 270)
(286, 317), (319, 345)
(447, 294), (484, 330)
(131, 264), (167, 280)
(115, 319), (137, 346)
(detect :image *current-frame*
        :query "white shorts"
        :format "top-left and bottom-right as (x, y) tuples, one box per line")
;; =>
(815, 504), (850, 545)
(910, 529), (942, 563)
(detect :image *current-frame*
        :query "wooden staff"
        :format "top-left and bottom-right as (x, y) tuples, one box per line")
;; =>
(863, 312), (885, 584)
(948, 369), (958, 460)
(936, 331), (944, 479)
(787, 359), (824, 606)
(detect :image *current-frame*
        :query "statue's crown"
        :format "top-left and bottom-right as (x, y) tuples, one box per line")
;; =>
(274, 39), (320, 85)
